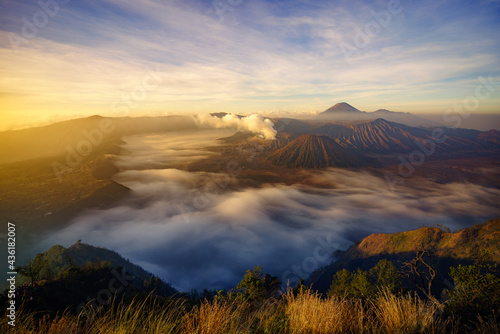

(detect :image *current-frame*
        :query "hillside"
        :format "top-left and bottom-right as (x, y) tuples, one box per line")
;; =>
(0, 115), (197, 164)
(339, 219), (499, 260)
(0, 140), (129, 233)
(268, 134), (370, 168)
(17, 241), (177, 295)
(309, 218), (500, 294)
(0, 115), (197, 238)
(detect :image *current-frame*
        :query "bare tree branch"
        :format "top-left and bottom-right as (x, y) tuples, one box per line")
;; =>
(403, 250), (439, 303)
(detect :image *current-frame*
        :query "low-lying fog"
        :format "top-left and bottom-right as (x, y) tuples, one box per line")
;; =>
(39, 129), (500, 292)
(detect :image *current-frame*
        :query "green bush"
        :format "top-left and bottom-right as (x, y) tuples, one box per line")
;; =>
(446, 261), (500, 324)
(328, 260), (401, 298)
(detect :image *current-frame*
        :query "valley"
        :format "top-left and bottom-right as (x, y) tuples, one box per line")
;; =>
(1, 108), (499, 293)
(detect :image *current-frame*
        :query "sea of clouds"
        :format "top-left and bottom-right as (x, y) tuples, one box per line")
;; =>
(38, 128), (500, 291)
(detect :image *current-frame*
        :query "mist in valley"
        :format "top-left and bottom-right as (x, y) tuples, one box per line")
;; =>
(32, 121), (500, 292)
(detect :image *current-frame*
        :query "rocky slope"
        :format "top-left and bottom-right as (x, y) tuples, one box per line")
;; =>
(268, 134), (371, 168)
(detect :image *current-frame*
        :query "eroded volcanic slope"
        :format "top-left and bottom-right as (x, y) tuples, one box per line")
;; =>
(312, 118), (492, 153)
(312, 118), (419, 152)
(268, 134), (370, 168)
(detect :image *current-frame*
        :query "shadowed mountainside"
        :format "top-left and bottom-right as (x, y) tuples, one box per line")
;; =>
(17, 241), (177, 295)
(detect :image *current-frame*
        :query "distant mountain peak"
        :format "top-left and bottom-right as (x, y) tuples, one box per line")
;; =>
(315, 104), (441, 127)
(323, 102), (361, 113)
(373, 109), (411, 115)
(370, 118), (390, 124)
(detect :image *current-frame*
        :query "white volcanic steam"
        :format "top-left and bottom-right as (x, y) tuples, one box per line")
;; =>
(195, 113), (277, 140)
(38, 130), (500, 292)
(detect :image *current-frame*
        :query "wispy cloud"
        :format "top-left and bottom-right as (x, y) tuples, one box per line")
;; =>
(1, 0), (499, 128)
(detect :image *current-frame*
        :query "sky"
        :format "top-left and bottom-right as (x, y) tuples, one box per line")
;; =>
(1, 0), (500, 130)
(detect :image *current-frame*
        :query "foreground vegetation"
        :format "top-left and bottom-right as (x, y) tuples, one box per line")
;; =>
(2, 260), (499, 334)
(1, 287), (499, 334)
(2, 223), (499, 334)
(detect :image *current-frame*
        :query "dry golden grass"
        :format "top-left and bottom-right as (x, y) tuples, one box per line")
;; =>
(2, 289), (498, 334)
(373, 289), (446, 334)
(467, 315), (500, 334)
(180, 298), (252, 334)
(0, 312), (80, 334)
(285, 288), (369, 334)
(86, 296), (182, 334)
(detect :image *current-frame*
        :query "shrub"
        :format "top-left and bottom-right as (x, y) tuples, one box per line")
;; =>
(446, 261), (500, 325)
(328, 260), (401, 299)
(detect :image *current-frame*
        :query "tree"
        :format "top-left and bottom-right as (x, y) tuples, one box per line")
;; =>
(17, 257), (44, 284)
(328, 268), (373, 298)
(291, 279), (308, 296)
(144, 275), (165, 295)
(236, 265), (281, 302)
(403, 251), (438, 303)
(329, 260), (401, 298)
(446, 252), (500, 323)
(350, 268), (373, 298)
(369, 259), (401, 292)
(328, 268), (352, 297)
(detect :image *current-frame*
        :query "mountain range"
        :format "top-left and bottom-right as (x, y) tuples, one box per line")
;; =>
(315, 102), (443, 128)
(268, 109), (500, 162)
(1, 108), (499, 235)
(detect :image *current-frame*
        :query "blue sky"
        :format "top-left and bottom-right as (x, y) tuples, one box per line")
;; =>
(0, 0), (499, 128)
